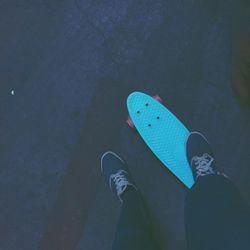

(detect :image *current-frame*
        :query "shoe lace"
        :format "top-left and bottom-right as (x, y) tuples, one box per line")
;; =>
(109, 170), (129, 196)
(192, 153), (215, 178)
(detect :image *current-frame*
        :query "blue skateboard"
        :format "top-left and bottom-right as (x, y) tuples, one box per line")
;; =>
(126, 91), (194, 188)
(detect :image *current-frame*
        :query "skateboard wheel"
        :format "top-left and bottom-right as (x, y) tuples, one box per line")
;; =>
(126, 116), (135, 129)
(152, 94), (163, 103)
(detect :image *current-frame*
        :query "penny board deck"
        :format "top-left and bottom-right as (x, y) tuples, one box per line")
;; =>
(127, 91), (194, 188)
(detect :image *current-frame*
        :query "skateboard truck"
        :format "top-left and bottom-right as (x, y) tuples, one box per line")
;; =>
(126, 94), (163, 129)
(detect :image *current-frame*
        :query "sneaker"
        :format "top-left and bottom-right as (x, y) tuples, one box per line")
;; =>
(101, 151), (137, 202)
(186, 132), (217, 180)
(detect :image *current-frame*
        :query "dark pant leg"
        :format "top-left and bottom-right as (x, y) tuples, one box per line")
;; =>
(185, 175), (250, 250)
(112, 188), (160, 250)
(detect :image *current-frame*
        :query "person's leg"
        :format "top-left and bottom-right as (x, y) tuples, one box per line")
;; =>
(112, 187), (159, 250)
(185, 132), (250, 250)
(185, 175), (250, 250)
(101, 151), (159, 250)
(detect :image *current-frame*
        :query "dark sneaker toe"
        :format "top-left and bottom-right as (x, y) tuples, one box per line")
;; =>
(101, 151), (137, 202)
(101, 151), (126, 182)
(186, 131), (214, 166)
(186, 132), (219, 180)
